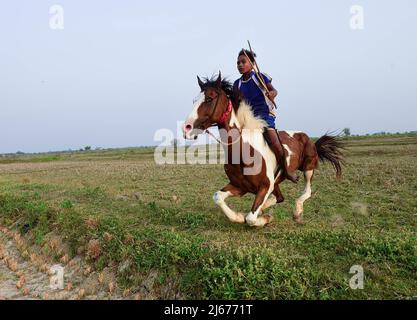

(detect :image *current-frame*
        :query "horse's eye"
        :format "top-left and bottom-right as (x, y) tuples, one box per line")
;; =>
(205, 97), (213, 103)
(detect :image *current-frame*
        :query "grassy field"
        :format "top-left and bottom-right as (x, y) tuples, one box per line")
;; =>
(0, 134), (416, 299)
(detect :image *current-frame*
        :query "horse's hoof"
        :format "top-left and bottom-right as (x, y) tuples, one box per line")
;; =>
(293, 216), (304, 225)
(213, 192), (223, 205)
(245, 212), (259, 226)
(245, 217), (257, 227)
(235, 213), (246, 224)
(264, 214), (274, 224)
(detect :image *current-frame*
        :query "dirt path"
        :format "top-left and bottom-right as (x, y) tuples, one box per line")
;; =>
(0, 226), (133, 300)
(0, 232), (52, 300)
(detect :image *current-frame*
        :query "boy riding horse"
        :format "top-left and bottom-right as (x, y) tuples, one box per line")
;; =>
(234, 49), (299, 183)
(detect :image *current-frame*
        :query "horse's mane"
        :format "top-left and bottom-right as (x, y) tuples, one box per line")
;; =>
(199, 76), (237, 100)
(200, 75), (267, 130)
(235, 101), (267, 130)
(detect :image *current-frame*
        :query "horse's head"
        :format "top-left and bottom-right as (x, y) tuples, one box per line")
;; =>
(182, 72), (232, 140)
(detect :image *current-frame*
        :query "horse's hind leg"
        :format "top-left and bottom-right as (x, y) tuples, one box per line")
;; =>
(262, 195), (278, 211)
(261, 181), (285, 211)
(293, 170), (314, 224)
(213, 184), (246, 224)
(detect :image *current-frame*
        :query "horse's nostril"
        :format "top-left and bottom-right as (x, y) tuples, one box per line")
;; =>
(185, 125), (192, 132)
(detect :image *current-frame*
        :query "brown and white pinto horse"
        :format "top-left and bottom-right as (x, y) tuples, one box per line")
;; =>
(182, 73), (344, 227)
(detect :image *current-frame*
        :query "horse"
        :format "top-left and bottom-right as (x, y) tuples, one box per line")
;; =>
(182, 73), (345, 227)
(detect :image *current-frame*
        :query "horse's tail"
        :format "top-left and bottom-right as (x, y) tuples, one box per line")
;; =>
(315, 133), (346, 179)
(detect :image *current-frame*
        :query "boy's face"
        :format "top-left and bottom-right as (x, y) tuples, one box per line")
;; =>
(237, 55), (252, 74)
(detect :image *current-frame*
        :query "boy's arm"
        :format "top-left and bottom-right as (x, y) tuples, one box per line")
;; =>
(266, 82), (278, 100)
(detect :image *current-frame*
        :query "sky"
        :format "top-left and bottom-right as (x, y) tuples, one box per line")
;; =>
(0, 0), (416, 153)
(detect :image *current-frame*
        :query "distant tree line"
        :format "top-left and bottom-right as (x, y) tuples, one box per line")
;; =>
(1, 131), (416, 156)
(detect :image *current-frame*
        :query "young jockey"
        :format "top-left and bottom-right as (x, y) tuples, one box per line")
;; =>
(233, 49), (299, 183)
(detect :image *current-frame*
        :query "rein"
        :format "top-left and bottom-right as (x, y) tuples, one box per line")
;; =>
(206, 128), (241, 147)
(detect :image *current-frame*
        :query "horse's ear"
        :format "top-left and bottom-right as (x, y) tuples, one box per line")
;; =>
(215, 71), (222, 88)
(197, 76), (205, 91)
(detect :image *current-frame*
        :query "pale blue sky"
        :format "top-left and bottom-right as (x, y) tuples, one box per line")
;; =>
(0, 1), (416, 153)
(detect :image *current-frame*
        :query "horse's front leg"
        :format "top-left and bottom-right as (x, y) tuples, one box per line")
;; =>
(213, 184), (246, 224)
(246, 184), (274, 227)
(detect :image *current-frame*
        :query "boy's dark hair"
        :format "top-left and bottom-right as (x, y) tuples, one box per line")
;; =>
(238, 49), (256, 63)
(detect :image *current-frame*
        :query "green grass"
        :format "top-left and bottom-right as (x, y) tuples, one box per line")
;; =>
(0, 134), (416, 299)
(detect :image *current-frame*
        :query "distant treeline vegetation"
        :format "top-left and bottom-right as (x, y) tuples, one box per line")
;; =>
(1, 131), (416, 157)
(338, 129), (417, 140)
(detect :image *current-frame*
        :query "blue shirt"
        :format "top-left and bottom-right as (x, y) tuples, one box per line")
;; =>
(233, 71), (273, 121)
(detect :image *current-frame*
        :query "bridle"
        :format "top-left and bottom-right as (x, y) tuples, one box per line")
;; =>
(201, 89), (241, 146)
(207, 89), (222, 122)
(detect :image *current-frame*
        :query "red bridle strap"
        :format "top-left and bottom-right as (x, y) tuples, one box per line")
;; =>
(205, 100), (241, 146)
(218, 100), (233, 125)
